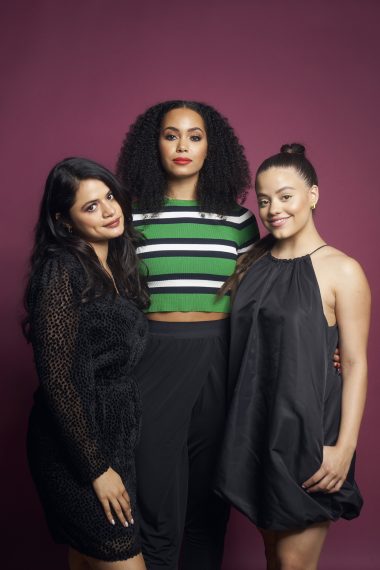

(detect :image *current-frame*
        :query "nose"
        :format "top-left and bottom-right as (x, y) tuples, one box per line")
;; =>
(102, 201), (116, 217)
(268, 199), (282, 216)
(176, 136), (188, 152)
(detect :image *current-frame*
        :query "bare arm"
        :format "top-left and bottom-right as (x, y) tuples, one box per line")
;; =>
(334, 257), (370, 452)
(303, 256), (370, 493)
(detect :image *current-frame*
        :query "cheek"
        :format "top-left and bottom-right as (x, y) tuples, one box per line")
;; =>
(198, 141), (208, 160)
(193, 146), (207, 168)
(158, 140), (172, 162)
(78, 218), (97, 233)
(259, 209), (270, 224)
(292, 198), (310, 216)
(73, 212), (101, 233)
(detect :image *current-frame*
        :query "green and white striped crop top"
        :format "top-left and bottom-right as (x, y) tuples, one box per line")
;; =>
(133, 198), (260, 313)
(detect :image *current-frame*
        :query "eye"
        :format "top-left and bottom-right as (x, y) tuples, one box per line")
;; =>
(86, 203), (97, 212)
(281, 194), (292, 201)
(164, 134), (177, 141)
(190, 135), (202, 142)
(107, 192), (114, 201)
(258, 198), (269, 208)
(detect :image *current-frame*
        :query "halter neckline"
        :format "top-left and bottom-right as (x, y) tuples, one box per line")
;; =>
(309, 244), (328, 256)
(269, 244), (328, 262)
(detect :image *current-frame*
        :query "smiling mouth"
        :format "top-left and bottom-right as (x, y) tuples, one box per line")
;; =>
(269, 217), (291, 227)
(104, 218), (120, 228)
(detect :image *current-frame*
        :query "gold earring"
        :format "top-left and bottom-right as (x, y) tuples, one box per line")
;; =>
(311, 203), (316, 210)
(64, 224), (73, 233)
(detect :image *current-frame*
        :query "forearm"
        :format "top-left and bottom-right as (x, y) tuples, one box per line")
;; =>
(336, 359), (367, 452)
(42, 379), (109, 481)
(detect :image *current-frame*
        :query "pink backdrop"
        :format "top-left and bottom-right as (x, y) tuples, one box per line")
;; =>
(1, 1), (379, 568)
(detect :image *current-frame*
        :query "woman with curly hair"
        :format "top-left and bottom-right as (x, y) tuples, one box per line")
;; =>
(116, 100), (260, 569)
(25, 158), (149, 569)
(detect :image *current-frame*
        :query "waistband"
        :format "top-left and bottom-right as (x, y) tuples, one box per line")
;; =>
(148, 318), (230, 339)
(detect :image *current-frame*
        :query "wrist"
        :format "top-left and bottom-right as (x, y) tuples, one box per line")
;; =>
(335, 441), (356, 455)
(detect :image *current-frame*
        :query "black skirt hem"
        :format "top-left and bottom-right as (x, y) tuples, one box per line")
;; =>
(214, 487), (361, 533)
(52, 536), (142, 562)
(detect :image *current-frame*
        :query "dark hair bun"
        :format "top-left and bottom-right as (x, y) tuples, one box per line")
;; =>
(280, 143), (305, 156)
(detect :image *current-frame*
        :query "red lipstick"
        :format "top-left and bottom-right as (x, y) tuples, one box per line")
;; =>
(173, 158), (192, 165)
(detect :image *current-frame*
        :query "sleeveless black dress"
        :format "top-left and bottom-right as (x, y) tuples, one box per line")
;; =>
(215, 250), (363, 530)
(26, 251), (148, 560)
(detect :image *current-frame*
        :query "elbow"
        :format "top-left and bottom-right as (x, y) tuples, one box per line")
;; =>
(341, 359), (368, 384)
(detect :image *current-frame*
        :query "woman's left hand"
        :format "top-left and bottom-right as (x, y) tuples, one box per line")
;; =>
(302, 445), (354, 494)
(333, 348), (341, 371)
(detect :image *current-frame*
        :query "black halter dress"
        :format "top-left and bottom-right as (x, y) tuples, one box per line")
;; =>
(215, 248), (363, 530)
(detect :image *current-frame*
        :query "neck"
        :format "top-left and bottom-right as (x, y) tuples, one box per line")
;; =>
(166, 175), (198, 200)
(90, 240), (109, 267)
(271, 225), (325, 259)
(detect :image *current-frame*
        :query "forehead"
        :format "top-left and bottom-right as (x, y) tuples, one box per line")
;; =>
(161, 108), (205, 130)
(257, 166), (307, 191)
(75, 179), (110, 202)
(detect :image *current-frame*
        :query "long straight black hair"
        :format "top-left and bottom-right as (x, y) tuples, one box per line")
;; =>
(23, 157), (149, 339)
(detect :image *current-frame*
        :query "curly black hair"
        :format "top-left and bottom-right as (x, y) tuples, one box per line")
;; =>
(116, 100), (252, 215)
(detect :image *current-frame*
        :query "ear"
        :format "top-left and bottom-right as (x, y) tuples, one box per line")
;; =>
(309, 185), (319, 209)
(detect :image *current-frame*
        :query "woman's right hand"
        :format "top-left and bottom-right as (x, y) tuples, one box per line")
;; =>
(92, 467), (134, 527)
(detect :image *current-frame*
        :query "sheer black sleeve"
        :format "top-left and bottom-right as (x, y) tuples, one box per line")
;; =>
(29, 256), (109, 483)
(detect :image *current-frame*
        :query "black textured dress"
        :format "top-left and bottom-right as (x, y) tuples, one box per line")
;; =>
(215, 251), (363, 531)
(26, 251), (148, 560)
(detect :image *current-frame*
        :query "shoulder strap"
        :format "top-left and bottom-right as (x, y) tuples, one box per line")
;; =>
(309, 244), (328, 256)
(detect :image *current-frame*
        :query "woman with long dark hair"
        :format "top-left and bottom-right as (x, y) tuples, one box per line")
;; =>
(216, 144), (370, 569)
(116, 100), (260, 569)
(25, 158), (149, 570)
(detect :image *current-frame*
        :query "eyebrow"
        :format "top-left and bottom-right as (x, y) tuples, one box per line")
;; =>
(257, 186), (296, 196)
(275, 186), (296, 192)
(162, 126), (205, 133)
(81, 188), (112, 209)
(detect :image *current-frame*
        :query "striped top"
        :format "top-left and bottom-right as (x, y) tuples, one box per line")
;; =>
(133, 198), (260, 313)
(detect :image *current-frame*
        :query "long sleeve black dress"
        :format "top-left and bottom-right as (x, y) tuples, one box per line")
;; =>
(26, 251), (148, 561)
(215, 252), (363, 531)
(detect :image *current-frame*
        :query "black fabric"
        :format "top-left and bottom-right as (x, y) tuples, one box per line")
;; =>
(215, 253), (363, 531)
(26, 251), (148, 560)
(135, 320), (230, 570)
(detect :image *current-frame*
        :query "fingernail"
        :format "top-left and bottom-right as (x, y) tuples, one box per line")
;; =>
(111, 519), (115, 525)
(124, 521), (129, 527)
(301, 484), (306, 488)
(131, 518), (134, 525)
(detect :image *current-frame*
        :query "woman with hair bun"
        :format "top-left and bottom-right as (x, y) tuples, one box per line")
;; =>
(25, 158), (149, 569)
(117, 100), (259, 569)
(216, 144), (370, 569)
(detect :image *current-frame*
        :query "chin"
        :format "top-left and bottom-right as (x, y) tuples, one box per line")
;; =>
(105, 227), (124, 240)
(172, 170), (197, 178)
(114, 227), (125, 238)
(269, 228), (292, 240)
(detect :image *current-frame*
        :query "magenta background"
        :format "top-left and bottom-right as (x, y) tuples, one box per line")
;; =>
(1, 1), (379, 568)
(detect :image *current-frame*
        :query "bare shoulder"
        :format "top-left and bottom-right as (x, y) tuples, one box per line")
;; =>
(317, 246), (369, 289)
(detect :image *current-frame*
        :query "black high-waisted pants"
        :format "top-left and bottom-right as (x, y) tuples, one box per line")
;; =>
(134, 319), (231, 570)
